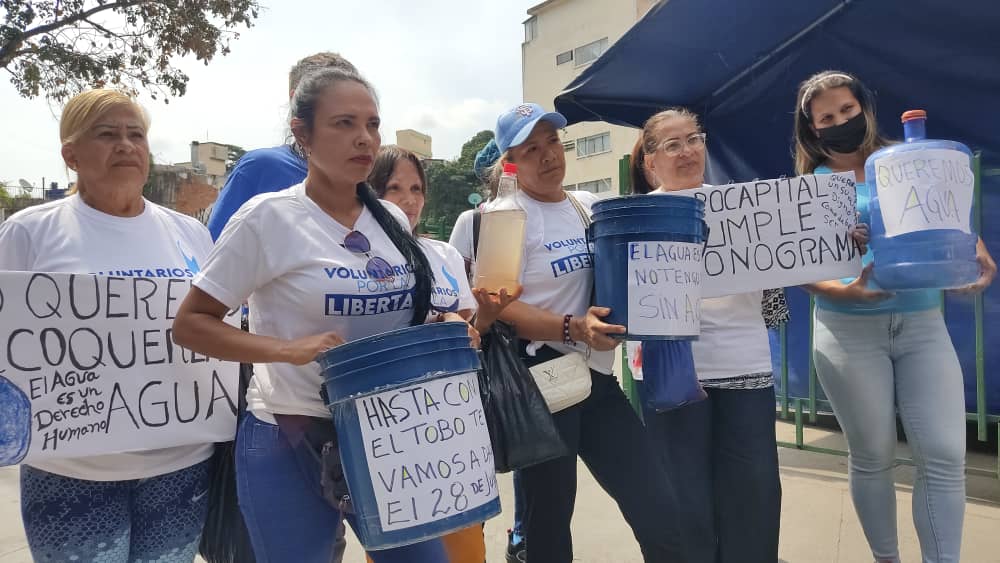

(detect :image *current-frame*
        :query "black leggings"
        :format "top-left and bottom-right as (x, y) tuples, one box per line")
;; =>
(519, 371), (686, 563)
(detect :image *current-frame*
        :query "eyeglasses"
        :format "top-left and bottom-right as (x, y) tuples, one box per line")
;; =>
(343, 230), (395, 281)
(656, 133), (707, 157)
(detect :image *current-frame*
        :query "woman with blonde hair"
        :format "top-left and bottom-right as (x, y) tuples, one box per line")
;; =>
(0, 89), (216, 562)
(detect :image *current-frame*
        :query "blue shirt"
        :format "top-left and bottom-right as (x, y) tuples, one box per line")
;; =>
(813, 165), (940, 315)
(207, 145), (308, 240)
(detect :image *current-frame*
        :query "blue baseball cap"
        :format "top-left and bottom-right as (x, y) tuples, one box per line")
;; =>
(495, 103), (568, 153)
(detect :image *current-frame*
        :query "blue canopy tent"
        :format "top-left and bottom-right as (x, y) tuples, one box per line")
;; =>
(555, 0), (1000, 429)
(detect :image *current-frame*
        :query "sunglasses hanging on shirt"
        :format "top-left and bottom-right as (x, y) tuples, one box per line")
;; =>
(342, 230), (395, 282)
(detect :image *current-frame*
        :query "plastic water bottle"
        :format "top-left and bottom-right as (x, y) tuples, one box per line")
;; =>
(475, 163), (527, 293)
(864, 109), (979, 289)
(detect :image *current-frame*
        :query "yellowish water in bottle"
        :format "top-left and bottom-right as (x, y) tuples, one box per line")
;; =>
(475, 209), (527, 293)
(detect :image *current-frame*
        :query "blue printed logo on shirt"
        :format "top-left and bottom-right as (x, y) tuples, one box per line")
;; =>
(550, 252), (593, 278)
(325, 289), (414, 316)
(433, 264), (461, 312)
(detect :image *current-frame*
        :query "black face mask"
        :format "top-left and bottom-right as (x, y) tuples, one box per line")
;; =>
(816, 112), (867, 154)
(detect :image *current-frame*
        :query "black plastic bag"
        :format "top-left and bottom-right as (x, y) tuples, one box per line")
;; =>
(198, 327), (257, 563)
(479, 321), (569, 472)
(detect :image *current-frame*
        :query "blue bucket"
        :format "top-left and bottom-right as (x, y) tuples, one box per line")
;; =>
(591, 195), (707, 340)
(318, 322), (500, 550)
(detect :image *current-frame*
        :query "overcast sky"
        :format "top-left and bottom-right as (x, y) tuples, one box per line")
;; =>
(0, 0), (540, 195)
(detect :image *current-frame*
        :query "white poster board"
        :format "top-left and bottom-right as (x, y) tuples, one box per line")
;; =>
(873, 148), (974, 237)
(676, 173), (862, 298)
(0, 272), (239, 466)
(355, 371), (498, 532)
(626, 241), (702, 337)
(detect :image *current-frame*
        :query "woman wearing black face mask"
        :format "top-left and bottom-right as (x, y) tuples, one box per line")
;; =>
(793, 71), (996, 563)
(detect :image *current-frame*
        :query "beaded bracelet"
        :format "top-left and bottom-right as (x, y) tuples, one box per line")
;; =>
(563, 314), (576, 345)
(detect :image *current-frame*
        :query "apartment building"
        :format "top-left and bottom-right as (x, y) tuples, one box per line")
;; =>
(522, 0), (658, 194)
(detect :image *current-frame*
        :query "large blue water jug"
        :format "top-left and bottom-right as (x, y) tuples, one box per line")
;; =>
(864, 110), (979, 290)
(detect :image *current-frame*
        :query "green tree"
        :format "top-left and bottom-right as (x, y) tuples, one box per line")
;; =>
(226, 144), (246, 173)
(0, 180), (13, 206)
(0, 0), (260, 102)
(421, 130), (493, 240)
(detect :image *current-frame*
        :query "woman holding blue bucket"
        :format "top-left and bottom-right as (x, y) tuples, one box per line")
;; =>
(794, 70), (996, 563)
(172, 68), (460, 563)
(627, 108), (782, 563)
(479, 103), (684, 562)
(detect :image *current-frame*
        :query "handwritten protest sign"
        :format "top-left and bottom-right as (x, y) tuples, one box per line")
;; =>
(0, 272), (239, 466)
(356, 371), (498, 532)
(873, 148), (973, 237)
(626, 241), (702, 337)
(676, 173), (862, 298)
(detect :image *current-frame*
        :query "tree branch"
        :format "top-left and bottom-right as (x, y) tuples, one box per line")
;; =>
(20, 0), (153, 43)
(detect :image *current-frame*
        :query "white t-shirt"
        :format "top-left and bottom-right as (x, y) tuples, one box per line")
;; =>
(692, 292), (771, 380)
(517, 191), (613, 374)
(194, 183), (420, 421)
(628, 292), (771, 381)
(449, 209), (477, 262)
(420, 237), (475, 316)
(0, 195), (215, 481)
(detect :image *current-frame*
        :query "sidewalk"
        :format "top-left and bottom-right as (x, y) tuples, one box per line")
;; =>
(2, 420), (998, 562)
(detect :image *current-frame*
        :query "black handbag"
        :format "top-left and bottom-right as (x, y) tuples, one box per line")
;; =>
(198, 316), (257, 563)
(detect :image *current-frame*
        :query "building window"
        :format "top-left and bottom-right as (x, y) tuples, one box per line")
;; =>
(524, 17), (538, 42)
(576, 132), (611, 158)
(556, 50), (573, 65)
(563, 184), (576, 191)
(574, 37), (609, 67)
(562, 140), (576, 152)
(577, 178), (612, 193)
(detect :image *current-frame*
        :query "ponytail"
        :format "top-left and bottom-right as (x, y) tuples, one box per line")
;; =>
(356, 183), (433, 325)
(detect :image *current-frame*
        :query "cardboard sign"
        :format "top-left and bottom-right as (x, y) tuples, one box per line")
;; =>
(0, 272), (239, 466)
(873, 148), (974, 237)
(676, 173), (862, 298)
(626, 241), (702, 337)
(356, 371), (498, 532)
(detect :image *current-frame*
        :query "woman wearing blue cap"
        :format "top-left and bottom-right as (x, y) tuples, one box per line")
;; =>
(460, 103), (684, 562)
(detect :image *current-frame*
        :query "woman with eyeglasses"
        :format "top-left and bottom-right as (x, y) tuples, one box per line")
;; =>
(628, 108), (782, 563)
(172, 68), (456, 563)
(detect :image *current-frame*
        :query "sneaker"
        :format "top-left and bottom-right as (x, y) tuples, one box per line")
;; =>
(505, 529), (526, 563)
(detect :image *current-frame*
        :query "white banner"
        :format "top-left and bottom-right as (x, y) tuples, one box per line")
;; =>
(626, 241), (702, 337)
(873, 148), (974, 237)
(355, 371), (498, 532)
(676, 173), (862, 298)
(0, 272), (239, 466)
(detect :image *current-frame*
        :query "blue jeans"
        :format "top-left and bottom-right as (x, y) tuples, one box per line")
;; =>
(814, 307), (967, 563)
(637, 382), (782, 563)
(235, 413), (448, 563)
(21, 459), (211, 563)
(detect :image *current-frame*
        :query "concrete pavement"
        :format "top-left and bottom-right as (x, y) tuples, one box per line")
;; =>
(2, 420), (998, 562)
